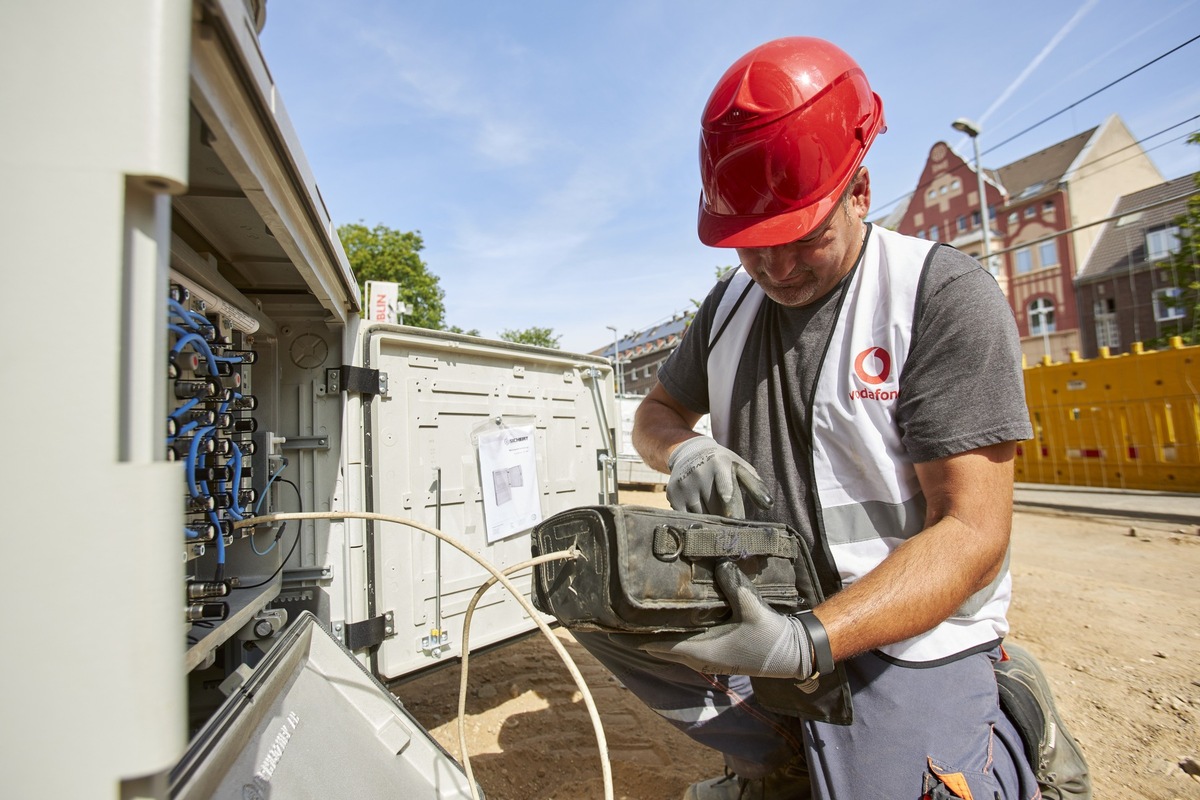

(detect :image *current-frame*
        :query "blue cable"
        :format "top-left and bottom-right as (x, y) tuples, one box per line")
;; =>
(208, 509), (226, 567)
(172, 420), (198, 442)
(168, 298), (215, 333)
(250, 528), (278, 556)
(186, 426), (216, 498)
(170, 329), (221, 378)
(218, 391), (243, 417)
(249, 458), (289, 556)
(170, 396), (201, 419)
(223, 443), (245, 520)
(253, 458), (289, 515)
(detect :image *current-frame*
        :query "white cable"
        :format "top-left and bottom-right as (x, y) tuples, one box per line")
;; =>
(235, 511), (614, 800)
(456, 551), (592, 797)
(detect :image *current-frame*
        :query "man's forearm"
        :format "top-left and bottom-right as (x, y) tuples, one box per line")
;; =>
(814, 443), (1016, 662)
(632, 386), (702, 472)
(815, 513), (1008, 661)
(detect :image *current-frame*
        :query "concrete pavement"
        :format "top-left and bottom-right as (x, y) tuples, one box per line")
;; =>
(1013, 482), (1199, 526)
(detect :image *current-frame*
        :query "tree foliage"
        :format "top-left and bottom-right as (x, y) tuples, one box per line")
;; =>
(337, 222), (446, 329)
(686, 264), (736, 324)
(498, 326), (561, 349)
(1148, 132), (1200, 347)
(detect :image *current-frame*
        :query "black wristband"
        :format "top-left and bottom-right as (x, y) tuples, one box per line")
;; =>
(795, 612), (835, 677)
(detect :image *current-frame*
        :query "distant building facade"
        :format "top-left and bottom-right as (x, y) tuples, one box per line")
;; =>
(595, 312), (692, 396)
(1075, 173), (1197, 358)
(892, 115), (1163, 364)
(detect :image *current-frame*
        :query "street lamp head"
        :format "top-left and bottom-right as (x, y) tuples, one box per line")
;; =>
(952, 117), (981, 138)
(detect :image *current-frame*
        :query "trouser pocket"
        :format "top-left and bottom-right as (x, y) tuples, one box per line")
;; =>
(922, 756), (1003, 800)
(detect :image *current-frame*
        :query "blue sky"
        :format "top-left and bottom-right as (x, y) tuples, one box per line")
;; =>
(259, 1), (1200, 354)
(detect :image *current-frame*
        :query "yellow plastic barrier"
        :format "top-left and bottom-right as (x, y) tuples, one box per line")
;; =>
(1015, 337), (1200, 493)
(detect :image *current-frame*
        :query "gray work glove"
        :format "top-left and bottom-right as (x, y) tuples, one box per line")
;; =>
(627, 561), (814, 679)
(666, 436), (772, 519)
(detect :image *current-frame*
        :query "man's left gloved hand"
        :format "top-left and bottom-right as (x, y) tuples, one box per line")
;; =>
(665, 436), (772, 519)
(623, 561), (816, 679)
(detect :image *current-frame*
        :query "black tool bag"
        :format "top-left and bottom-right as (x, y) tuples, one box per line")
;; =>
(529, 504), (853, 725)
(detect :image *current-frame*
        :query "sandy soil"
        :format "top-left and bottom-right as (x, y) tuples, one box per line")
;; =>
(393, 490), (1200, 800)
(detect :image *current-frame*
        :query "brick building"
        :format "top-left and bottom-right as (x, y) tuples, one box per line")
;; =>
(595, 312), (692, 397)
(1075, 173), (1198, 358)
(892, 115), (1163, 363)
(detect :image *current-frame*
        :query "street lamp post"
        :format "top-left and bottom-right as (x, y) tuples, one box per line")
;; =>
(951, 117), (993, 275)
(605, 325), (624, 396)
(1032, 301), (1053, 359)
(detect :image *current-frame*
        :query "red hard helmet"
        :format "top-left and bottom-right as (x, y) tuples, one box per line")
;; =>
(697, 37), (885, 248)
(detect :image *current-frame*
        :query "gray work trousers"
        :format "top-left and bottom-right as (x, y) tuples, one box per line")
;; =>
(573, 631), (1041, 800)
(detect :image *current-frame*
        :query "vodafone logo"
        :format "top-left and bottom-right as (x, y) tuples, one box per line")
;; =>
(853, 347), (891, 385)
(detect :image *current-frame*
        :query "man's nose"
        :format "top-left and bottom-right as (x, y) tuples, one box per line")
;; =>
(753, 247), (795, 280)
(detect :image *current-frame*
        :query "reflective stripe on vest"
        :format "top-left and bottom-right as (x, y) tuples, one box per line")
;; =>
(706, 226), (1011, 663)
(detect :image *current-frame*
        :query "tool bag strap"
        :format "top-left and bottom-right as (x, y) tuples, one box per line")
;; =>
(651, 524), (799, 561)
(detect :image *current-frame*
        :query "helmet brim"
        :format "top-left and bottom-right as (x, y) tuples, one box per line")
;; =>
(697, 169), (852, 249)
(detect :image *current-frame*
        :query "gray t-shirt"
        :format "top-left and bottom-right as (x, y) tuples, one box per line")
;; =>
(658, 226), (1032, 589)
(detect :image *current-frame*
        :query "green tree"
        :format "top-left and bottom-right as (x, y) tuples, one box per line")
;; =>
(498, 326), (561, 349)
(337, 222), (446, 329)
(686, 264), (736, 324)
(1149, 132), (1200, 347)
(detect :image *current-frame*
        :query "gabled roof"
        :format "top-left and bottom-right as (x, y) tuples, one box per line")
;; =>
(594, 312), (692, 359)
(1076, 172), (1197, 282)
(996, 127), (1097, 203)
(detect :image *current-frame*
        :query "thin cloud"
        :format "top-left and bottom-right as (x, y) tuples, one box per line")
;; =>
(353, 24), (546, 167)
(977, 0), (1100, 129)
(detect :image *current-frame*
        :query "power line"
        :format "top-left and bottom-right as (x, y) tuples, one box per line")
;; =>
(869, 35), (1200, 220)
(868, 114), (1199, 223)
(982, 33), (1200, 156)
(980, 190), (1196, 259)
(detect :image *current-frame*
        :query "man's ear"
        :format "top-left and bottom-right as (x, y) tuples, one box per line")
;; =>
(849, 167), (871, 218)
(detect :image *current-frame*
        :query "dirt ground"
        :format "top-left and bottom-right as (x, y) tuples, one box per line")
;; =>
(393, 490), (1200, 800)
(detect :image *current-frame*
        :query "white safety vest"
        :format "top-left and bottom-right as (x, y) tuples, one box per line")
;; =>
(706, 225), (1010, 663)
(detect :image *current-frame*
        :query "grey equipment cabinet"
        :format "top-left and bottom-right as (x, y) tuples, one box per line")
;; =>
(170, 612), (478, 799)
(0, 1), (617, 797)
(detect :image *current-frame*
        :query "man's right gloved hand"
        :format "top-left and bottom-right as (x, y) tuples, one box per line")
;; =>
(665, 436), (772, 519)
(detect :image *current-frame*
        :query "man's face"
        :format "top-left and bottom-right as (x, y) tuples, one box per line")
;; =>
(735, 170), (870, 308)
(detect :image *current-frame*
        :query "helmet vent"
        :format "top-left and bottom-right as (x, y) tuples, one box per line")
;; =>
(719, 108), (759, 127)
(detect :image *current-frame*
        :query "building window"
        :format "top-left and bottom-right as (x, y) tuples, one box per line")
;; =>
(928, 225), (939, 241)
(1094, 297), (1119, 350)
(1153, 287), (1185, 321)
(1043, 200), (1055, 212)
(1008, 211), (1019, 225)
(915, 230), (926, 239)
(1024, 206), (1036, 219)
(1016, 247), (1033, 274)
(972, 210), (981, 227)
(926, 189), (936, 201)
(951, 179), (961, 190)
(1038, 240), (1058, 268)
(1029, 297), (1056, 335)
(1146, 226), (1181, 261)
(957, 215), (968, 232)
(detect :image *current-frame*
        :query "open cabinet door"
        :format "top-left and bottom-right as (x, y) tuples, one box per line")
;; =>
(355, 326), (616, 681)
(171, 612), (477, 799)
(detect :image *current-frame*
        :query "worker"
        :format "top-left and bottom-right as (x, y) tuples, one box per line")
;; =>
(573, 37), (1090, 799)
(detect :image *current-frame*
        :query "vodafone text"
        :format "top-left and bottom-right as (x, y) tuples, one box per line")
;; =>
(848, 387), (898, 402)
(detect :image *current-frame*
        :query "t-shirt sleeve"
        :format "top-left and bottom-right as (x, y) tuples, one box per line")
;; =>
(656, 277), (733, 416)
(898, 247), (1034, 463)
